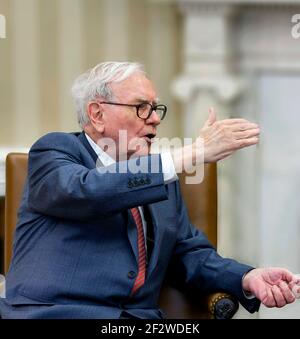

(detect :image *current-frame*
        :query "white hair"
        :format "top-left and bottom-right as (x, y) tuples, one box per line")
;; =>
(71, 61), (145, 128)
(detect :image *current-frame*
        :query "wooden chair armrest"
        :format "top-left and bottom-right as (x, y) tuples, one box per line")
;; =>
(159, 283), (239, 319)
(205, 292), (239, 319)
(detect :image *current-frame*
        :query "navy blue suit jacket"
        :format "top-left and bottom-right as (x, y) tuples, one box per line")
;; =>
(0, 132), (260, 318)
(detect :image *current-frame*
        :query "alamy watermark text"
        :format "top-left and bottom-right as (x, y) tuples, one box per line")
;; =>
(291, 14), (300, 39)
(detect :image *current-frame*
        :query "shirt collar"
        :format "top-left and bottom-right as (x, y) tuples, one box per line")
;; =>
(85, 133), (115, 166)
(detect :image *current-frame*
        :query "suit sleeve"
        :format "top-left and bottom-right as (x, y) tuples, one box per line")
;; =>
(27, 133), (168, 220)
(167, 181), (260, 313)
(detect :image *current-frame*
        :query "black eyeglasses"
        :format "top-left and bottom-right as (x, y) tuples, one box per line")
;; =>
(99, 101), (167, 120)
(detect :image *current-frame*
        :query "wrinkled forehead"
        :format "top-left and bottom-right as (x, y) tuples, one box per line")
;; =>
(109, 73), (158, 103)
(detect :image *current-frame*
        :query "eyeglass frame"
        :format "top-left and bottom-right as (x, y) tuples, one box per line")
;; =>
(98, 101), (167, 120)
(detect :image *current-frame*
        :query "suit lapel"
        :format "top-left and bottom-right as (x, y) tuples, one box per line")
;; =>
(77, 132), (100, 164)
(146, 204), (164, 277)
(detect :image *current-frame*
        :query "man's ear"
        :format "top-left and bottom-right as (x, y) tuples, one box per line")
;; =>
(87, 101), (105, 133)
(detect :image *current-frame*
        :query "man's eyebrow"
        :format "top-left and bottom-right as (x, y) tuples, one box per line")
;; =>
(135, 97), (160, 105)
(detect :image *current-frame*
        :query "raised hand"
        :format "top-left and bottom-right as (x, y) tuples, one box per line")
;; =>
(171, 108), (260, 174)
(199, 108), (260, 163)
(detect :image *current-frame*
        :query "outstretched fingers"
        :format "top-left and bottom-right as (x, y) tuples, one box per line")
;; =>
(234, 128), (260, 140)
(234, 137), (259, 149)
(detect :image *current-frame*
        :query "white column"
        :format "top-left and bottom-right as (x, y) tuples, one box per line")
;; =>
(58, 0), (84, 131)
(11, 0), (40, 146)
(172, 1), (245, 260)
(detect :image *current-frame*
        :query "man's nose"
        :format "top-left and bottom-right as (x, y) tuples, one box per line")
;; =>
(146, 110), (161, 126)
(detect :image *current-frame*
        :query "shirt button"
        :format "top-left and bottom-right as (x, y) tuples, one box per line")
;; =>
(127, 271), (137, 279)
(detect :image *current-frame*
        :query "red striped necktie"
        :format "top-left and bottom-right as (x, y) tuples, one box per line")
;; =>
(130, 207), (146, 295)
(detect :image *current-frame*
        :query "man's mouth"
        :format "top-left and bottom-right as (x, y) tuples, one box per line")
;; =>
(143, 133), (156, 143)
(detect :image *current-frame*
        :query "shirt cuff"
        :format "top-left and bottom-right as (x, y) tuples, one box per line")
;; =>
(242, 272), (256, 299)
(160, 152), (178, 184)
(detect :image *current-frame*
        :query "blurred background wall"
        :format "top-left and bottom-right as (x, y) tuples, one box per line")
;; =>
(1, 0), (300, 318)
(0, 0), (182, 147)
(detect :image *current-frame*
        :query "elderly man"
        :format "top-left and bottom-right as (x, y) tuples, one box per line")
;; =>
(0, 62), (298, 319)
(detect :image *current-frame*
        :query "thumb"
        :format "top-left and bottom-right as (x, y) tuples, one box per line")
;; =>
(204, 107), (217, 127)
